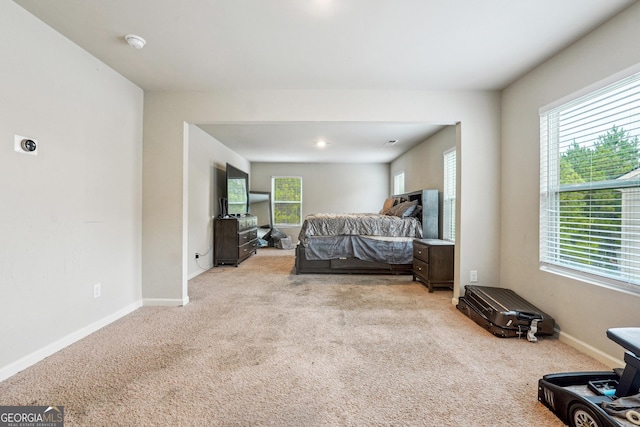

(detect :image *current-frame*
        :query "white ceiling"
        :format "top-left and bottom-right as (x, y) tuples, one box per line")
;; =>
(198, 122), (447, 163)
(14, 0), (636, 162)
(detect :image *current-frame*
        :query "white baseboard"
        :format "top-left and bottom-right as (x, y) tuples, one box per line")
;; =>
(143, 296), (189, 306)
(558, 330), (623, 369)
(0, 300), (143, 383)
(188, 268), (209, 280)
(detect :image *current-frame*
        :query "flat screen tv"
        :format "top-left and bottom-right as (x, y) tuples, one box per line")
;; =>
(226, 163), (249, 216)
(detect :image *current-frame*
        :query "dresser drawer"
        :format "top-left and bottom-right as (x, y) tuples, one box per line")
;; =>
(413, 243), (429, 262)
(238, 239), (258, 261)
(238, 216), (258, 231)
(239, 228), (257, 245)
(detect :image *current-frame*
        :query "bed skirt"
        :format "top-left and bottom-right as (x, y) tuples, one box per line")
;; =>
(295, 244), (412, 275)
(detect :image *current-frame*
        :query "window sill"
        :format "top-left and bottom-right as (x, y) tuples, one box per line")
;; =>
(540, 263), (640, 297)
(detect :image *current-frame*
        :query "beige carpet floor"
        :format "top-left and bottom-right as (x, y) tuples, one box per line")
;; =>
(0, 248), (608, 426)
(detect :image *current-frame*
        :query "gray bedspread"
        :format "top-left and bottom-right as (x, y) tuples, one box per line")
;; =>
(298, 213), (423, 246)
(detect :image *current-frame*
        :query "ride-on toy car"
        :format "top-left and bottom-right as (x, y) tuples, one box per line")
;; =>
(539, 328), (640, 427)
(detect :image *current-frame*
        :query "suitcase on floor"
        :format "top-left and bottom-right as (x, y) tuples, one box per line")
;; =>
(457, 285), (555, 341)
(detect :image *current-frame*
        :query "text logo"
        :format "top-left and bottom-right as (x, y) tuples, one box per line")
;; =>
(0, 406), (64, 427)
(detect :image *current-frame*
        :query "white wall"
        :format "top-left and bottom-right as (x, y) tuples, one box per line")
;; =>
(0, 2), (143, 380)
(501, 2), (640, 365)
(143, 90), (501, 308)
(251, 162), (390, 241)
(187, 125), (250, 278)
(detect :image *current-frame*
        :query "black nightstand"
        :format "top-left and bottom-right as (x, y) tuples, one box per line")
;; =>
(412, 239), (454, 292)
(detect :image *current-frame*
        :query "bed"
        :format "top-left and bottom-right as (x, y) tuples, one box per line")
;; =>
(295, 189), (439, 274)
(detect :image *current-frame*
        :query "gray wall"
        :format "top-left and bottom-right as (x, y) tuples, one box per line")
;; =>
(187, 125), (250, 278)
(0, 2), (143, 380)
(501, 2), (640, 365)
(392, 126), (457, 239)
(251, 162), (390, 241)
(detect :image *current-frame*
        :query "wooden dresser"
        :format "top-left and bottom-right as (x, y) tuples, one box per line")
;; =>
(412, 239), (454, 292)
(213, 215), (258, 266)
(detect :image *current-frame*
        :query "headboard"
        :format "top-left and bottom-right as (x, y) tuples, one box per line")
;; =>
(391, 189), (439, 239)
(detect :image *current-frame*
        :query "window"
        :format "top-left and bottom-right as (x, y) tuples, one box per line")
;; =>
(272, 176), (302, 226)
(540, 71), (640, 291)
(443, 148), (456, 241)
(394, 171), (405, 194)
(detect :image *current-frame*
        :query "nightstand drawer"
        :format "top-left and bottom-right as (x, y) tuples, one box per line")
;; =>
(413, 258), (429, 280)
(413, 244), (429, 262)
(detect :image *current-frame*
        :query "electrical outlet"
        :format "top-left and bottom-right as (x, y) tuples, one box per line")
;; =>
(470, 270), (478, 283)
(93, 283), (101, 298)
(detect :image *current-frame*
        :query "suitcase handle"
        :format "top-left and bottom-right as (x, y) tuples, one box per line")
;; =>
(517, 312), (542, 321)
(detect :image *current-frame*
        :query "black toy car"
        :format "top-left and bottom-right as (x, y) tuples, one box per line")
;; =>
(538, 328), (640, 427)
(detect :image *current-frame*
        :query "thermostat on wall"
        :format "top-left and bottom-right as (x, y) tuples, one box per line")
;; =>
(14, 134), (38, 156)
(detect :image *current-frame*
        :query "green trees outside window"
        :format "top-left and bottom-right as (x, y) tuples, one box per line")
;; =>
(272, 177), (302, 226)
(558, 126), (639, 273)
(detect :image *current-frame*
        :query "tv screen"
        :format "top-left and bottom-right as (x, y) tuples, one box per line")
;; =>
(226, 163), (249, 216)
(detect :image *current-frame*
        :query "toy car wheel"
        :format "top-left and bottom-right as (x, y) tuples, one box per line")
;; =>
(570, 403), (601, 427)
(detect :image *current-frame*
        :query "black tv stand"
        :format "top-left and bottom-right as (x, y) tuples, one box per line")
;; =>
(213, 215), (258, 266)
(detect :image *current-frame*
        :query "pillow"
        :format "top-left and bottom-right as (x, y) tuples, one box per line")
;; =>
(388, 200), (418, 217)
(386, 201), (403, 216)
(380, 197), (398, 214)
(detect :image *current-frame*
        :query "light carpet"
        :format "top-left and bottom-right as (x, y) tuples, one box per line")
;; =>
(0, 248), (608, 426)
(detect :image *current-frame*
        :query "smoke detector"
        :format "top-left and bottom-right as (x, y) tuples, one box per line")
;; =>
(125, 34), (146, 49)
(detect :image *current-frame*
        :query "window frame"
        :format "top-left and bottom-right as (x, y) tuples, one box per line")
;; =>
(271, 176), (303, 227)
(539, 68), (640, 293)
(393, 171), (405, 195)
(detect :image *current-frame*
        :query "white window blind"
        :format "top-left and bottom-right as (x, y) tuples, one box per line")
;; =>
(443, 148), (456, 241)
(540, 71), (640, 290)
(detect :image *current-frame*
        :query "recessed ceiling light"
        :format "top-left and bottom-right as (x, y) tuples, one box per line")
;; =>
(386, 139), (399, 145)
(316, 140), (327, 148)
(125, 34), (146, 49)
